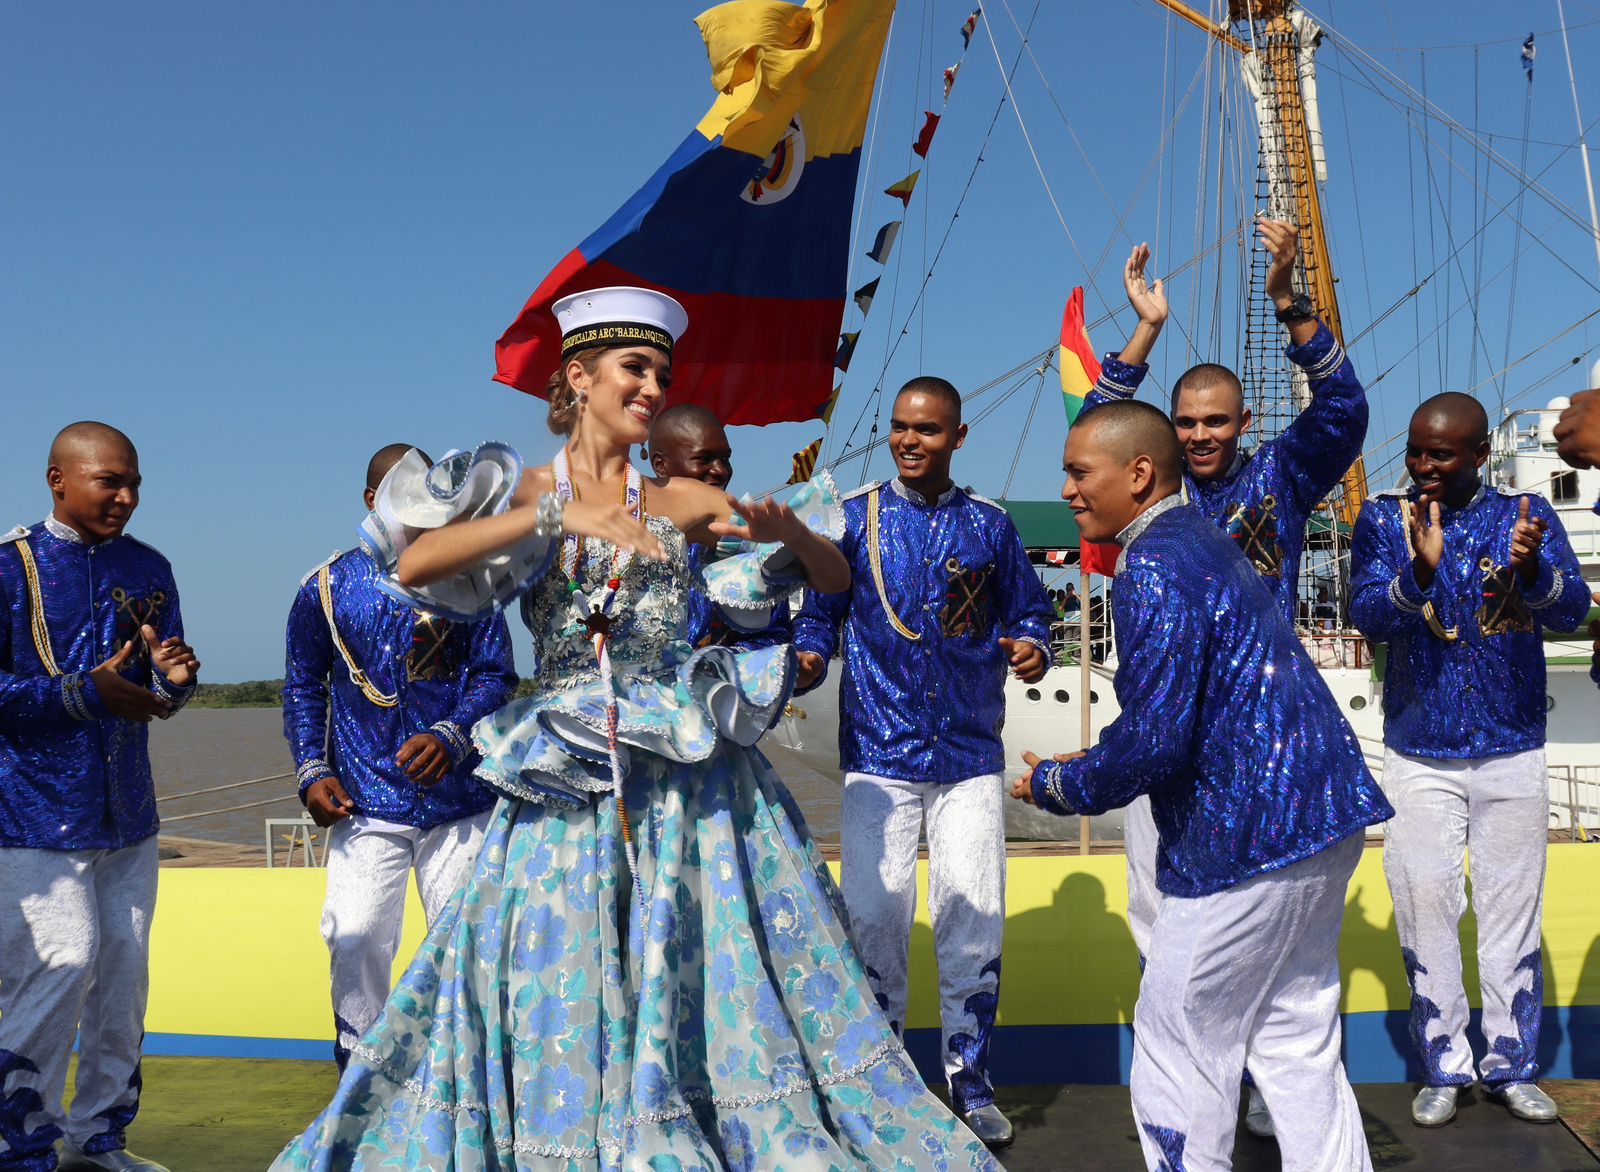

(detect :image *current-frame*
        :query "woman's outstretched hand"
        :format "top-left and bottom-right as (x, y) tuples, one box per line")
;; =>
(708, 493), (808, 546)
(561, 499), (667, 561)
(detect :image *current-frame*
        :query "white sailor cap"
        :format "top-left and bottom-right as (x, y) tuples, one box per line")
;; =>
(552, 286), (689, 360)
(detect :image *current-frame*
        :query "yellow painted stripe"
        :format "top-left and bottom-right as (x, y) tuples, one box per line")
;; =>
(143, 845), (1600, 1043)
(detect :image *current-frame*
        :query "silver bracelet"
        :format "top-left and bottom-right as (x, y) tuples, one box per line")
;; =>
(533, 492), (564, 540)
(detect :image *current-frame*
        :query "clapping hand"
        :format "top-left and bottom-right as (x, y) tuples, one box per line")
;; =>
(89, 639), (171, 722)
(145, 623), (200, 688)
(1407, 499), (1444, 590)
(1509, 495), (1547, 585)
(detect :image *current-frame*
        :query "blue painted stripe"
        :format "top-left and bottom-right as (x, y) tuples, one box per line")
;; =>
(141, 1004), (1600, 1086)
(575, 131), (862, 301)
(143, 1033), (330, 1062)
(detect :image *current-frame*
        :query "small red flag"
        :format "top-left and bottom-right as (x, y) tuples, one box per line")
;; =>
(912, 111), (941, 158)
(1080, 542), (1119, 577)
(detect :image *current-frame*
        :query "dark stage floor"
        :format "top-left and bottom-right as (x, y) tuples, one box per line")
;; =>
(67, 1058), (1600, 1168)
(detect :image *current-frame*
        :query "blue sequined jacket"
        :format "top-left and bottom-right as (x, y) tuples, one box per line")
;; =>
(283, 548), (516, 827)
(793, 480), (1054, 783)
(0, 516), (195, 850)
(1351, 486), (1588, 760)
(1083, 322), (1367, 624)
(1031, 501), (1391, 897)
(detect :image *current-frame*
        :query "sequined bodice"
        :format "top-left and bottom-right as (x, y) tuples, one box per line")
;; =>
(520, 515), (691, 691)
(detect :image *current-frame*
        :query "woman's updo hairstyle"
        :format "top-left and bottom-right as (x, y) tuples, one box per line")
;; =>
(545, 347), (607, 436)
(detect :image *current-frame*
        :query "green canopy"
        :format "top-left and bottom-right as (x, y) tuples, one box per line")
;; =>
(996, 500), (1080, 549)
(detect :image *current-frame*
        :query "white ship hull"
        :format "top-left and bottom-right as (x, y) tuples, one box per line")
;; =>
(777, 652), (1600, 842)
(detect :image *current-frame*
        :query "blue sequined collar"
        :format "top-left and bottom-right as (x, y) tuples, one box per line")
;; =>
(887, 477), (961, 509)
(1114, 494), (1184, 573)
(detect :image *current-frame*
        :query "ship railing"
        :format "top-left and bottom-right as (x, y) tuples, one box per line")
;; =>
(1549, 764), (1600, 841)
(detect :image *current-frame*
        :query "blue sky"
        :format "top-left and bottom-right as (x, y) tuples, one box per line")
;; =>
(4, 0), (1598, 679)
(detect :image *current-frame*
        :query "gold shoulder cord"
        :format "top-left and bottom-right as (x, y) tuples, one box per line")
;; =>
(16, 539), (61, 677)
(866, 487), (921, 642)
(318, 564), (399, 707)
(1398, 500), (1460, 643)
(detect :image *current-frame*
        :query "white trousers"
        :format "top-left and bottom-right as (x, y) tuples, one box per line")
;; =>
(1380, 747), (1548, 1089)
(1124, 794), (1162, 961)
(0, 838), (158, 1166)
(839, 771), (1005, 1114)
(1132, 834), (1369, 1172)
(321, 811), (490, 1066)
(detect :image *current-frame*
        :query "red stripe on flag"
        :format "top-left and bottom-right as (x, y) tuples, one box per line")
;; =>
(494, 258), (844, 427)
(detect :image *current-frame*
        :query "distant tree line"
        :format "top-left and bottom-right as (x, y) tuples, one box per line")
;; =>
(187, 678), (544, 708)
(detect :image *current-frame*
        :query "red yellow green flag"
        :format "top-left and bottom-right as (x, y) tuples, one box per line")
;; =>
(1058, 286), (1101, 425)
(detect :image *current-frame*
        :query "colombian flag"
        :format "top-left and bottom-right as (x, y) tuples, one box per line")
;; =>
(495, 0), (894, 427)
(1059, 286), (1118, 575)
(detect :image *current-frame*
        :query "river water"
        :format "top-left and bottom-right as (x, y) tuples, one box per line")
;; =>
(150, 708), (843, 858)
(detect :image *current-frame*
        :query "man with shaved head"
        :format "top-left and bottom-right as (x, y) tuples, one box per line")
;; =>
(1351, 392), (1588, 1127)
(1015, 400), (1390, 1170)
(0, 422), (202, 1172)
(1084, 223), (1373, 1139)
(792, 375), (1055, 1147)
(645, 405), (794, 651)
(282, 444), (516, 1071)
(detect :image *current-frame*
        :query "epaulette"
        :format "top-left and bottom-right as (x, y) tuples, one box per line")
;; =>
(1490, 484), (1526, 499)
(1373, 488), (1411, 500)
(842, 480), (882, 502)
(963, 486), (1004, 510)
(299, 549), (346, 588)
(0, 525), (29, 547)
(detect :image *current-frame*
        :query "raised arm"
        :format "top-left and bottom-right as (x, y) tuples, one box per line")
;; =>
(1261, 219), (1370, 510)
(1080, 242), (1167, 414)
(397, 476), (662, 590)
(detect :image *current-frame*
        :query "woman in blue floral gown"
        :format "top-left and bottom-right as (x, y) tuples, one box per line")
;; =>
(270, 289), (1001, 1171)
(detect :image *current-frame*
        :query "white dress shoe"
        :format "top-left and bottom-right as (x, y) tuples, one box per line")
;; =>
(1243, 1085), (1276, 1138)
(960, 1102), (1015, 1148)
(1496, 1082), (1558, 1123)
(57, 1141), (172, 1172)
(1410, 1085), (1459, 1127)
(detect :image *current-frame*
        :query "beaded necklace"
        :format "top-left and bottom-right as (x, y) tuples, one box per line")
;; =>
(552, 447), (649, 918)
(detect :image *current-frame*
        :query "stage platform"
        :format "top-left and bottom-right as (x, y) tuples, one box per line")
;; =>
(75, 1057), (1600, 1169)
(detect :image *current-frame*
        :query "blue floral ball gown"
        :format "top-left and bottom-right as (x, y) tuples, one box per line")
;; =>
(271, 457), (1000, 1171)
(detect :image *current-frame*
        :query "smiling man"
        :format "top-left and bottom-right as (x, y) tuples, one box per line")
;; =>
(1017, 399), (1389, 1171)
(1350, 393), (1588, 1128)
(792, 377), (1054, 1147)
(0, 422), (202, 1172)
(1082, 223), (1372, 1138)
(647, 405), (791, 651)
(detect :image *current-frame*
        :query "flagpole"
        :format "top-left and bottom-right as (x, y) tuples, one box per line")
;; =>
(1079, 561), (1092, 856)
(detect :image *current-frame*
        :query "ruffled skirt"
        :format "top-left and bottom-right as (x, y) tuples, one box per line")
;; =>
(270, 741), (999, 1170)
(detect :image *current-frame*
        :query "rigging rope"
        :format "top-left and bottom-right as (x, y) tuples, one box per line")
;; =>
(157, 771), (295, 803)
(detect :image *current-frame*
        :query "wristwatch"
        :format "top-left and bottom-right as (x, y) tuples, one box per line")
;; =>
(1275, 293), (1316, 325)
